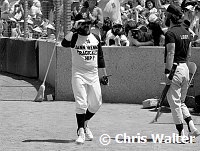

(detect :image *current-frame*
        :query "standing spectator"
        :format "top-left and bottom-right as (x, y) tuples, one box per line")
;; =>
(104, 0), (122, 25)
(80, 0), (103, 39)
(0, 0), (10, 19)
(11, 2), (24, 21)
(145, 0), (158, 16)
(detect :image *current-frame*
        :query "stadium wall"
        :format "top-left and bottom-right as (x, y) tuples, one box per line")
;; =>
(38, 41), (200, 104)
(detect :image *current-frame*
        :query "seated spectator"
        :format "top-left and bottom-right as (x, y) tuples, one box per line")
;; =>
(32, 26), (42, 39)
(0, 19), (3, 37)
(144, 0), (158, 16)
(147, 21), (165, 46)
(33, 0), (41, 9)
(46, 23), (56, 39)
(101, 17), (113, 45)
(7, 17), (18, 37)
(128, 25), (154, 46)
(124, 19), (137, 37)
(28, 0), (42, 19)
(33, 13), (43, 28)
(105, 21), (129, 46)
(190, 5), (200, 38)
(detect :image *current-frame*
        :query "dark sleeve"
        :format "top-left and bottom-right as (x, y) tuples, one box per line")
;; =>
(61, 38), (71, 48)
(165, 31), (175, 45)
(93, 34), (105, 68)
(61, 32), (78, 48)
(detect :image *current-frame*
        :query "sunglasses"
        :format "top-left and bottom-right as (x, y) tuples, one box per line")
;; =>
(80, 21), (92, 26)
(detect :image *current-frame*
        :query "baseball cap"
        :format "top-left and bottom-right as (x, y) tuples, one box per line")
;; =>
(167, 4), (182, 17)
(112, 20), (123, 27)
(46, 24), (55, 30)
(74, 13), (92, 24)
(182, 19), (190, 29)
(33, 27), (42, 33)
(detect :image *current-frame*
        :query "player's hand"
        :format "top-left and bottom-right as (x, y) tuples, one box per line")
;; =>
(114, 36), (121, 46)
(165, 74), (172, 85)
(100, 75), (111, 86)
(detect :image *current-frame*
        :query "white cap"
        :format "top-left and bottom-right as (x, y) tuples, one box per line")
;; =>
(18, 20), (24, 23)
(46, 24), (55, 30)
(33, 27), (42, 33)
(136, 5), (143, 11)
(163, 4), (170, 10)
(9, 17), (17, 22)
(185, 5), (195, 11)
(148, 14), (158, 23)
(27, 19), (33, 24)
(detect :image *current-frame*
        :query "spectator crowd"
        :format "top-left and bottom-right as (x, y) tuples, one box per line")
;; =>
(1, 0), (200, 46)
(71, 0), (200, 47)
(0, 0), (56, 40)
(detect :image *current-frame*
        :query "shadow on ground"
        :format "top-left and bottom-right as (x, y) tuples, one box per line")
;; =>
(0, 72), (55, 101)
(22, 139), (75, 143)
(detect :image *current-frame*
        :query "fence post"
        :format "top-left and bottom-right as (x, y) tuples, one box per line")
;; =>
(24, 0), (28, 39)
(64, 0), (72, 36)
(55, 0), (61, 37)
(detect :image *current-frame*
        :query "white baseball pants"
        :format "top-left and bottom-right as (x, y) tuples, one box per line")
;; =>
(167, 63), (191, 124)
(72, 77), (102, 114)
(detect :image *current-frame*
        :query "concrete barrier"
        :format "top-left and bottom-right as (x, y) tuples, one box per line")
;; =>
(38, 40), (56, 88)
(38, 41), (200, 104)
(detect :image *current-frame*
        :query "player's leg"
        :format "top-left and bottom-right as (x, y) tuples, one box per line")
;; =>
(72, 77), (88, 144)
(167, 67), (184, 137)
(180, 64), (200, 138)
(84, 79), (102, 140)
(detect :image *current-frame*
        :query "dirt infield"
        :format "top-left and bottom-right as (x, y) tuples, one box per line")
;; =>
(0, 101), (200, 151)
(0, 73), (200, 151)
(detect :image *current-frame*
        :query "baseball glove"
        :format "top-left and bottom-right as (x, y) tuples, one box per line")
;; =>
(100, 75), (111, 85)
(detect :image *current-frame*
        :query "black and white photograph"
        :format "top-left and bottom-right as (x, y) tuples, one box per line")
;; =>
(0, 0), (200, 150)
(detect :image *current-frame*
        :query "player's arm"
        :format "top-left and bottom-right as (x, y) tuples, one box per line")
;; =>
(97, 38), (106, 69)
(61, 31), (78, 48)
(98, 43), (109, 85)
(186, 42), (192, 64)
(96, 8), (103, 28)
(155, 0), (164, 9)
(165, 31), (175, 71)
(165, 43), (175, 71)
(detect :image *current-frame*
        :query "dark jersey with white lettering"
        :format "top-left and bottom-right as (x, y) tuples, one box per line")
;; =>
(164, 24), (191, 63)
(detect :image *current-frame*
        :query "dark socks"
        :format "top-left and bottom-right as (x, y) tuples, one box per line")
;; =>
(176, 124), (183, 136)
(85, 109), (95, 121)
(185, 116), (192, 132)
(76, 113), (85, 131)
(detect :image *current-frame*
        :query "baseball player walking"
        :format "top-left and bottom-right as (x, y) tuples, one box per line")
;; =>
(61, 13), (108, 144)
(164, 4), (200, 142)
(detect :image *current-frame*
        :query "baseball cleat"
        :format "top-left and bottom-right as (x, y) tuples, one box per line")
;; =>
(76, 128), (85, 144)
(85, 127), (93, 141)
(189, 129), (200, 138)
